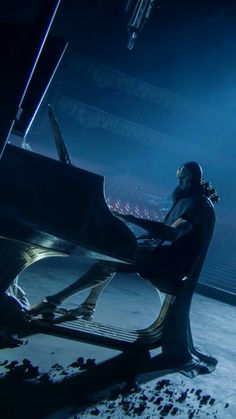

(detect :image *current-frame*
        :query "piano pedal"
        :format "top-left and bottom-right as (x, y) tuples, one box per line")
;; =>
(38, 304), (94, 324)
(54, 303), (95, 322)
(51, 311), (93, 324)
(29, 308), (93, 324)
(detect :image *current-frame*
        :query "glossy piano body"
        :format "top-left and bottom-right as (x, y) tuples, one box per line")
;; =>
(0, 144), (137, 293)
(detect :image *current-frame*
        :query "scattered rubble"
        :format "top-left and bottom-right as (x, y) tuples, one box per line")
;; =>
(0, 358), (230, 418)
(76, 378), (222, 418)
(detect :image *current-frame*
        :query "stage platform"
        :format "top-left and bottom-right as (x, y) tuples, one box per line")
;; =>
(0, 256), (235, 418)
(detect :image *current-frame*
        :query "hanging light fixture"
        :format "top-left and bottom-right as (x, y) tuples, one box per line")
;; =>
(125, 0), (158, 49)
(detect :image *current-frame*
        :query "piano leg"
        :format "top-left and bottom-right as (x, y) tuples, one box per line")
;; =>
(29, 261), (116, 319)
(50, 261), (117, 303)
(58, 273), (116, 320)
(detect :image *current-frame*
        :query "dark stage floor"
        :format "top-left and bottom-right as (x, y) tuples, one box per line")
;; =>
(0, 256), (235, 418)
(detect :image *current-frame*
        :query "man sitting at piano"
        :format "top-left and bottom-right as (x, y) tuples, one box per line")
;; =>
(29, 161), (218, 320)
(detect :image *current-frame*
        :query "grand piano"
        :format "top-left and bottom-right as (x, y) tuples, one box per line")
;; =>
(0, 1), (217, 377)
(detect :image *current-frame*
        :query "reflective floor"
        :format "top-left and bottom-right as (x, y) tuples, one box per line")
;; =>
(0, 256), (235, 418)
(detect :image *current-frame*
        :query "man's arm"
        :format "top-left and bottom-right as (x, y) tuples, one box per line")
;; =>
(116, 213), (192, 241)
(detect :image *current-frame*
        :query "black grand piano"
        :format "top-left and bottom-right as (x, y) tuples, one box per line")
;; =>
(0, 0), (156, 352)
(0, 1), (217, 376)
(0, 139), (217, 377)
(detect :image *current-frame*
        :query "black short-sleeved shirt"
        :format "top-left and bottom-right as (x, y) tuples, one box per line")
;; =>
(134, 194), (214, 282)
(167, 203), (203, 275)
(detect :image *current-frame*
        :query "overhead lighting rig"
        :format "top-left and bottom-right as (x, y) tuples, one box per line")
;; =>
(125, 0), (158, 49)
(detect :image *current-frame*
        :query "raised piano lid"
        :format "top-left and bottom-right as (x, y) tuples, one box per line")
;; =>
(0, 144), (137, 264)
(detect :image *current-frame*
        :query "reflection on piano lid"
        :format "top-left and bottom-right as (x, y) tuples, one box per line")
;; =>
(0, 144), (137, 263)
